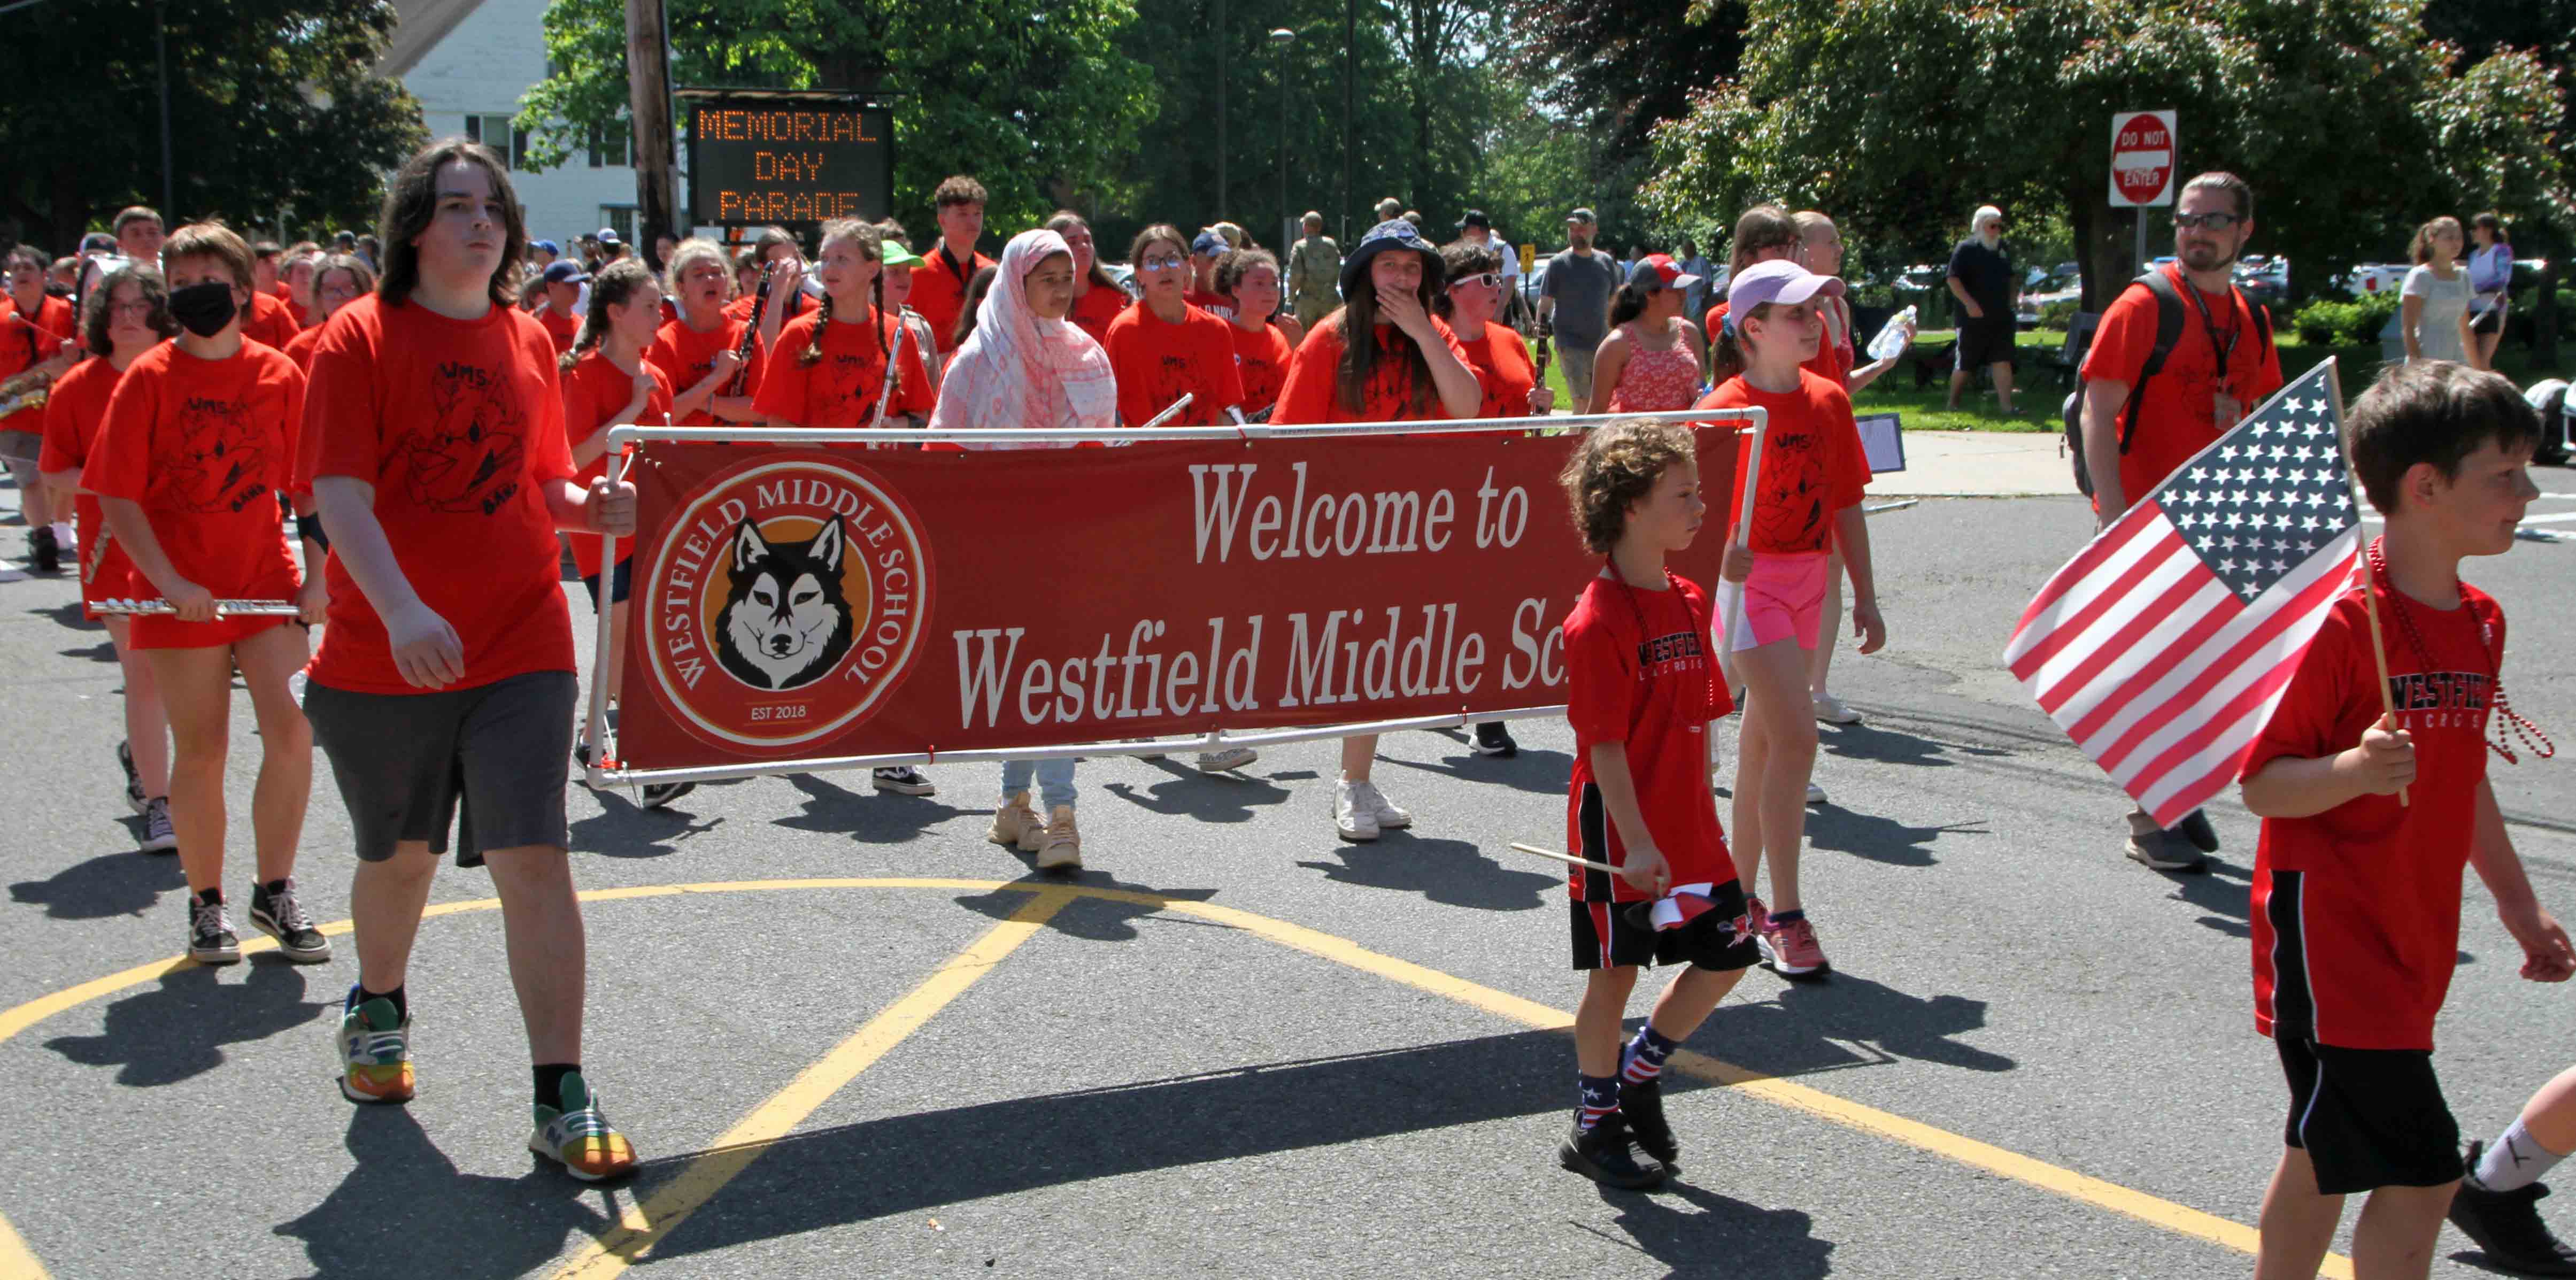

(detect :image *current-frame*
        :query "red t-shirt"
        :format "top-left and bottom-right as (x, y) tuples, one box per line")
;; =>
(1069, 283), (1129, 345)
(1563, 572), (1735, 902)
(0, 296), (75, 436)
(723, 287), (813, 328)
(37, 355), (141, 610)
(1456, 320), (1540, 420)
(751, 307), (935, 429)
(1696, 371), (1869, 555)
(299, 295), (581, 694)
(1185, 289), (1238, 321)
(281, 325), (326, 372)
(1804, 300), (1855, 388)
(2078, 264), (2285, 507)
(243, 290), (301, 349)
(84, 340), (305, 639)
(536, 306), (578, 355)
(2247, 580), (2502, 1051)
(558, 351), (673, 577)
(1269, 312), (1472, 426)
(909, 245), (994, 355)
(1228, 319), (1293, 418)
(1102, 303), (1246, 427)
(647, 314), (763, 425)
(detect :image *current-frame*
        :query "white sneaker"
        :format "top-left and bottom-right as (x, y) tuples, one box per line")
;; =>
(1333, 778), (1380, 842)
(1035, 806), (1081, 871)
(1813, 692), (1861, 725)
(1806, 782), (1827, 805)
(1348, 776), (1410, 829)
(1194, 746), (1259, 773)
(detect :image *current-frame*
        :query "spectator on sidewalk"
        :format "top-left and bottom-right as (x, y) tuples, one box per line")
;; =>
(2400, 215), (2472, 367)
(1540, 207), (1619, 409)
(1945, 205), (2019, 414)
(2466, 212), (2513, 372)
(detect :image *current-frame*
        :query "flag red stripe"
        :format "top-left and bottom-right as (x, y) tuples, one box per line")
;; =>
(2032, 551), (2212, 715)
(2061, 580), (2245, 739)
(2125, 635), (2315, 800)
(2009, 504), (2165, 658)
(2146, 712), (2281, 829)
(2009, 519), (2186, 680)
(2093, 562), (2354, 774)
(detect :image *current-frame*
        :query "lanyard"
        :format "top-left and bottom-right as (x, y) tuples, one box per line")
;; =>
(2174, 268), (2240, 392)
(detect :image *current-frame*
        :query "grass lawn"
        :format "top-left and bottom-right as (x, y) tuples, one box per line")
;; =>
(1531, 327), (2574, 435)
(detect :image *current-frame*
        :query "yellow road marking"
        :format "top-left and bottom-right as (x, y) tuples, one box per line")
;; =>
(547, 886), (1076, 1278)
(0, 878), (2344, 1276)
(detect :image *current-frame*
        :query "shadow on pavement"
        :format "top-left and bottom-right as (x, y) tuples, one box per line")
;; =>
(10, 845), (182, 919)
(1803, 805), (1986, 867)
(1098, 766), (1294, 823)
(43, 958), (331, 1086)
(1591, 1181), (1835, 1278)
(2169, 858), (2253, 939)
(588, 1028), (1838, 1268)
(952, 874), (1221, 944)
(1295, 833), (1559, 911)
(274, 1106), (621, 1279)
(1378, 743), (1574, 797)
(568, 788), (720, 859)
(774, 772), (965, 844)
(1715, 969), (2014, 1077)
(1817, 719), (2012, 770)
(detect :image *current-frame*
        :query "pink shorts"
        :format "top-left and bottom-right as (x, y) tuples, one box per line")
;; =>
(1715, 551), (1829, 652)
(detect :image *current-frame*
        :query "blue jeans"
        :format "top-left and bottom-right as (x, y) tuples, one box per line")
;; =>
(1001, 757), (1076, 811)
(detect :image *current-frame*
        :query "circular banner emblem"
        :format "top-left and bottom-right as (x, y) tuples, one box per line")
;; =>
(641, 454), (932, 753)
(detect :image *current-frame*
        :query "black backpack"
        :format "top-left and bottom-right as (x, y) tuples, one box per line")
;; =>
(2064, 269), (2274, 497)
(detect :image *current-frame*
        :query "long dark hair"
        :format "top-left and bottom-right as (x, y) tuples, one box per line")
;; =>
(1336, 248), (1440, 416)
(1727, 204), (1799, 279)
(81, 265), (175, 357)
(2472, 211), (2509, 245)
(562, 258), (657, 372)
(952, 265), (998, 348)
(375, 137), (526, 309)
(1606, 275), (1655, 330)
(801, 218), (886, 371)
(1044, 210), (1123, 293)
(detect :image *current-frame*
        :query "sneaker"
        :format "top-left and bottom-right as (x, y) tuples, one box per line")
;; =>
(1806, 781), (1827, 805)
(337, 992), (414, 1104)
(2176, 808), (2221, 855)
(872, 765), (936, 796)
(1471, 722), (1520, 758)
(2451, 1144), (2576, 1276)
(574, 738), (591, 768)
(249, 879), (332, 963)
(1194, 746), (1260, 773)
(27, 525), (59, 575)
(639, 781), (696, 809)
(1035, 806), (1081, 873)
(1743, 895), (1773, 939)
(989, 791), (1045, 852)
(1557, 1113), (1665, 1190)
(530, 1071), (637, 1182)
(118, 740), (145, 814)
(1761, 915), (1832, 980)
(1347, 778), (1410, 829)
(2125, 827), (2208, 873)
(188, 897), (239, 966)
(139, 797), (176, 854)
(1813, 692), (1862, 725)
(1619, 1076), (1679, 1169)
(1333, 778), (1380, 842)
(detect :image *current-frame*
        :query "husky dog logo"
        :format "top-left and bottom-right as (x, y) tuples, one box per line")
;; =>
(407, 361), (528, 514)
(642, 455), (934, 754)
(716, 516), (854, 691)
(167, 397), (268, 514)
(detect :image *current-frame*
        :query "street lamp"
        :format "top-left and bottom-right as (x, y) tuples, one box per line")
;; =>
(1270, 28), (1294, 255)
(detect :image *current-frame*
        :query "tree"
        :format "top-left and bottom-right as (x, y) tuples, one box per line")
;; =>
(1644, 0), (2572, 312)
(522, 0), (1158, 241)
(0, 0), (425, 255)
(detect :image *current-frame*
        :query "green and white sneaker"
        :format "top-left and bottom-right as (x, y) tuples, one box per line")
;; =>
(531, 1073), (637, 1182)
(337, 992), (414, 1104)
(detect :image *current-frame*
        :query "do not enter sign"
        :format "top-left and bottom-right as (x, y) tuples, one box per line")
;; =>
(2109, 110), (2178, 207)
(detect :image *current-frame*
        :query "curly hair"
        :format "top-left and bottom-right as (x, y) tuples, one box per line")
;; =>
(1559, 421), (1698, 554)
(80, 264), (176, 357)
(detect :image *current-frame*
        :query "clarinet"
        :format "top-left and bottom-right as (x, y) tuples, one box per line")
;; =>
(723, 263), (775, 396)
(1533, 317), (1554, 414)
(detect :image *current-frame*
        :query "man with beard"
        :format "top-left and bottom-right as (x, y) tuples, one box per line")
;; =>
(1945, 205), (2020, 414)
(2074, 170), (2282, 874)
(1540, 207), (1618, 409)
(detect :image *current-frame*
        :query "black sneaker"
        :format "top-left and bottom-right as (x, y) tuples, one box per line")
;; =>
(574, 738), (592, 768)
(1619, 1076), (1679, 1168)
(871, 766), (936, 796)
(117, 740), (145, 814)
(188, 897), (240, 966)
(639, 781), (696, 809)
(2176, 809), (2220, 854)
(1557, 1112), (1665, 1190)
(28, 525), (60, 575)
(2451, 1144), (2576, 1276)
(249, 880), (332, 963)
(1471, 722), (1519, 758)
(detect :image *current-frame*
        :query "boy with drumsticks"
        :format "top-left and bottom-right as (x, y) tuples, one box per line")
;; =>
(1553, 422), (1758, 1190)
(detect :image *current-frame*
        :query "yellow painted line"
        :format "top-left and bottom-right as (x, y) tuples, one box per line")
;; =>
(0, 877), (2342, 1276)
(545, 886), (1076, 1279)
(0, 1210), (46, 1280)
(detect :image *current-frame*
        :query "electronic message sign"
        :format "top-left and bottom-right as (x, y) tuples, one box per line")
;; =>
(687, 97), (893, 226)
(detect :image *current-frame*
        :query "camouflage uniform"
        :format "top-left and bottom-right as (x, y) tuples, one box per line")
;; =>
(1286, 233), (1343, 331)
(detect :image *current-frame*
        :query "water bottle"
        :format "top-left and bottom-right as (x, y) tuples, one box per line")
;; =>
(1867, 305), (1916, 362)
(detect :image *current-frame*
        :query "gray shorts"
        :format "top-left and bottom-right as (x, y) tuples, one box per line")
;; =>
(303, 669), (576, 867)
(1559, 344), (1599, 408)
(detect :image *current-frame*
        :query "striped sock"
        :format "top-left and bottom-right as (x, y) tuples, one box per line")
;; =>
(1577, 1074), (1621, 1132)
(1622, 1025), (1679, 1085)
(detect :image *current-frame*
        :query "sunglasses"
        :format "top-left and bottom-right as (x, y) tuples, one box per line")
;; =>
(2174, 212), (2242, 232)
(1140, 254), (1187, 271)
(1447, 272), (1502, 291)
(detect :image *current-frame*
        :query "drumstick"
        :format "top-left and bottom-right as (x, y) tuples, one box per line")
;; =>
(1508, 842), (1619, 875)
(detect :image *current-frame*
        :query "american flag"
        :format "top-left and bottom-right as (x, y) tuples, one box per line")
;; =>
(2005, 361), (2361, 827)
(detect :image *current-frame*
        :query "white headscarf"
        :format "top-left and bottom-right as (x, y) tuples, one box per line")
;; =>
(1973, 205), (2004, 248)
(928, 228), (1117, 449)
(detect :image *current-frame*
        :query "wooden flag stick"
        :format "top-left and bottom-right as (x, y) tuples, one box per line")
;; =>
(1507, 842), (1619, 875)
(2322, 358), (2407, 807)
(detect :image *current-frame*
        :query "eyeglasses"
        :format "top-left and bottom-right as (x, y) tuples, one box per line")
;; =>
(1139, 254), (1187, 271)
(2174, 212), (2242, 232)
(107, 300), (155, 318)
(1447, 272), (1501, 291)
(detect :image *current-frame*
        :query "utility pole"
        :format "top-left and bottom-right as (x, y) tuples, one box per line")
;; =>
(626, 0), (678, 261)
(1342, 0), (1354, 244)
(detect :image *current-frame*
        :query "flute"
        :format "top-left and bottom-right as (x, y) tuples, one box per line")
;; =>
(95, 598), (300, 616)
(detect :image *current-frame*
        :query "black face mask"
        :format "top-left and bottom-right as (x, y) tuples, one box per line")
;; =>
(168, 281), (237, 337)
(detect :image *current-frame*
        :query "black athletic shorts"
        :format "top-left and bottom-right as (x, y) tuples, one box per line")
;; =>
(1956, 314), (2017, 371)
(303, 669), (577, 868)
(2470, 303), (2504, 336)
(581, 556), (634, 607)
(1570, 881), (1760, 973)
(2277, 1035), (2463, 1194)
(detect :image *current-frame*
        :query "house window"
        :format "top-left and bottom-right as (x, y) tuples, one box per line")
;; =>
(464, 113), (526, 169)
(601, 206), (637, 244)
(589, 119), (633, 169)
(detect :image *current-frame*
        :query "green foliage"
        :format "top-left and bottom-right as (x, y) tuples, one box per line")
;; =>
(0, 0), (426, 253)
(2290, 290), (2401, 345)
(2039, 298), (2081, 330)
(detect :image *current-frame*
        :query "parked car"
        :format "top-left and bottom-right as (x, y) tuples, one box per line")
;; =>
(2234, 255), (2289, 306)
(2333, 263), (2410, 295)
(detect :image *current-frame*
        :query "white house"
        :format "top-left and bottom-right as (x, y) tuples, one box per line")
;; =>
(384, 0), (666, 251)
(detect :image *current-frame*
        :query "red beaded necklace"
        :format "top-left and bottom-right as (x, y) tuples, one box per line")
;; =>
(2366, 536), (2555, 764)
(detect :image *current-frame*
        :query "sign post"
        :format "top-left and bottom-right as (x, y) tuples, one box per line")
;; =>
(2108, 109), (2178, 276)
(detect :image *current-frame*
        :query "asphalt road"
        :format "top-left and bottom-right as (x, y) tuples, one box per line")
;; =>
(1, 485), (2572, 1279)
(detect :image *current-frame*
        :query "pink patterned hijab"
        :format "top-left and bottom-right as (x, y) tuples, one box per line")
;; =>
(928, 228), (1117, 447)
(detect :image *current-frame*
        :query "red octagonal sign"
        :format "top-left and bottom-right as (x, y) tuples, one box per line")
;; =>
(2110, 111), (2176, 207)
